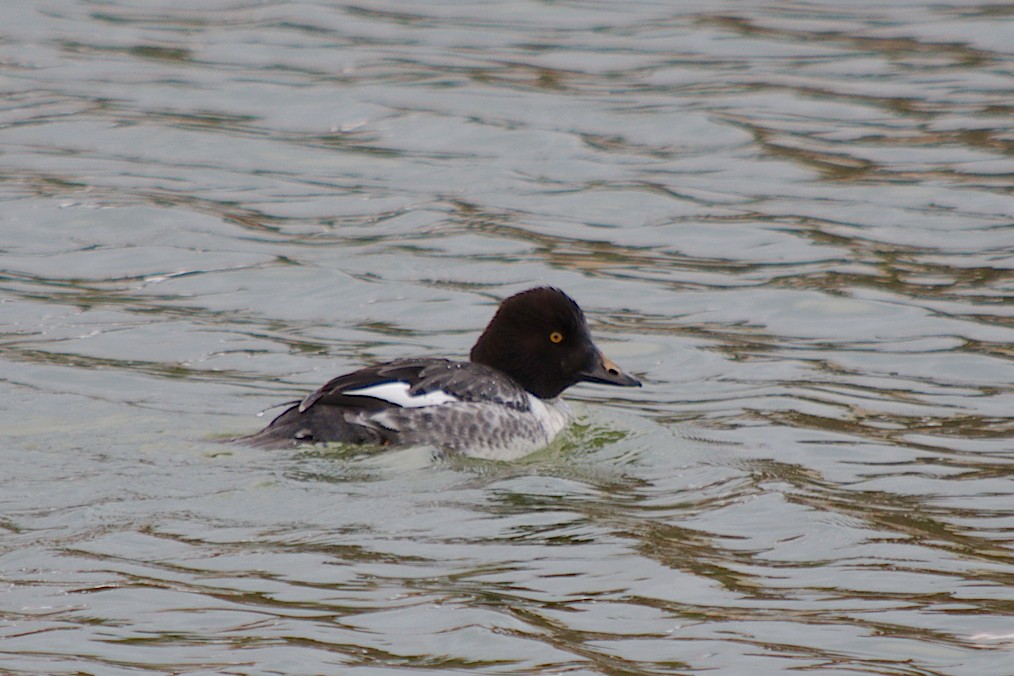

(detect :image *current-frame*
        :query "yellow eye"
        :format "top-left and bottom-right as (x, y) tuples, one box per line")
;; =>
(549, 331), (564, 344)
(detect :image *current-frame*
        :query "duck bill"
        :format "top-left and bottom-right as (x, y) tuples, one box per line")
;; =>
(579, 351), (641, 388)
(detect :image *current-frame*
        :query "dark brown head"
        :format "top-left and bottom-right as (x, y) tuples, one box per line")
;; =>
(469, 287), (640, 399)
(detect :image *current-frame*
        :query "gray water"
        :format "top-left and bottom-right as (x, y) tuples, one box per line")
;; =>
(2, 1), (1013, 674)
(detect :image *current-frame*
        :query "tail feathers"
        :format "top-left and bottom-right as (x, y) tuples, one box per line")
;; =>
(234, 404), (393, 448)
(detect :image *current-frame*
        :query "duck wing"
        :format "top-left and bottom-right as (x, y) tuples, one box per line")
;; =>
(298, 358), (531, 414)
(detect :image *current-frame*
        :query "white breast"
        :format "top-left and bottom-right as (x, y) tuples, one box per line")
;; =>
(526, 394), (572, 440)
(344, 382), (459, 408)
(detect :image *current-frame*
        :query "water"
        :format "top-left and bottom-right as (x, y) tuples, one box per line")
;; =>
(2, 1), (1013, 673)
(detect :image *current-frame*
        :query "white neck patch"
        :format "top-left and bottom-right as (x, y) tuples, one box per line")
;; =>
(343, 382), (459, 408)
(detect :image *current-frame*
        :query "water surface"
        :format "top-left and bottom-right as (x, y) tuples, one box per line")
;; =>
(1, 1), (1013, 674)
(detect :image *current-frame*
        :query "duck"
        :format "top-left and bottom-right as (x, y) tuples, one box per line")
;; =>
(241, 287), (640, 459)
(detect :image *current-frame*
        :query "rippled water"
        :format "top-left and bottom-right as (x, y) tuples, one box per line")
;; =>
(2, 1), (1013, 673)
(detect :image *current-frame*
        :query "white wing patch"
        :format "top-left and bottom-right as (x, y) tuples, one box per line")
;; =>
(343, 382), (459, 408)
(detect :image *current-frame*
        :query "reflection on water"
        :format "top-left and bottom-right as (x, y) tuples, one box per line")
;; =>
(1, 0), (1013, 673)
